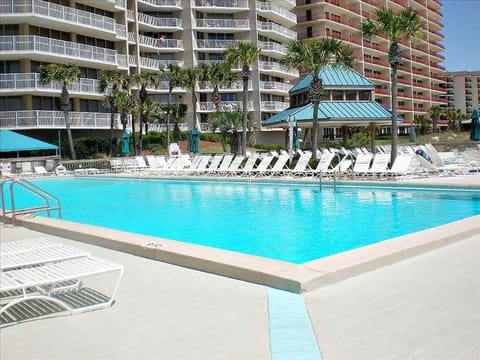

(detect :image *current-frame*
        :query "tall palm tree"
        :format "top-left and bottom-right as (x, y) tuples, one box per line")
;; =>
(428, 105), (442, 137)
(99, 70), (130, 155)
(362, 7), (424, 164)
(39, 63), (81, 160)
(224, 42), (261, 155)
(131, 72), (161, 153)
(280, 38), (354, 160)
(160, 64), (184, 151)
(178, 67), (201, 130)
(199, 62), (237, 112)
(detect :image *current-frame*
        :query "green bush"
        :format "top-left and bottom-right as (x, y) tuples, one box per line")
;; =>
(71, 137), (110, 159)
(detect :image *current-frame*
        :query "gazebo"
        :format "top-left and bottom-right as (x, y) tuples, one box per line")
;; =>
(262, 66), (399, 152)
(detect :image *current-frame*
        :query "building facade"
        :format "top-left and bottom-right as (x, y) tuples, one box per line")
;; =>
(0, 0), (447, 145)
(446, 71), (480, 117)
(294, 0), (447, 125)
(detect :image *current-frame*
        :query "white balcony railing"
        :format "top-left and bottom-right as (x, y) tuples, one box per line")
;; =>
(196, 39), (241, 49)
(0, 35), (118, 65)
(198, 101), (254, 112)
(133, 56), (184, 70)
(137, 12), (182, 28)
(257, 21), (297, 41)
(260, 81), (292, 93)
(137, 34), (184, 50)
(197, 80), (252, 91)
(138, 0), (182, 8)
(258, 61), (299, 77)
(195, 19), (249, 30)
(0, 73), (102, 95)
(0, 111), (122, 130)
(258, 41), (287, 55)
(260, 101), (289, 112)
(0, 0), (116, 33)
(192, 0), (249, 9)
(256, 1), (296, 25)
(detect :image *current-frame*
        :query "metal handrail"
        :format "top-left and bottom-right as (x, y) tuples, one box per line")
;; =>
(0, 178), (62, 221)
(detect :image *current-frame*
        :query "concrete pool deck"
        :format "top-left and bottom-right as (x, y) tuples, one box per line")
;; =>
(1, 174), (480, 359)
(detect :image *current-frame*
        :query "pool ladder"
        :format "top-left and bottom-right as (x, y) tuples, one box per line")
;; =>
(0, 178), (62, 222)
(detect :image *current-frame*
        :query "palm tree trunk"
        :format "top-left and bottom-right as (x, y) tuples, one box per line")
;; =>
(242, 76), (248, 155)
(167, 90), (172, 152)
(64, 110), (76, 160)
(390, 65), (398, 165)
(312, 101), (319, 160)
(109, 110), (115, 156)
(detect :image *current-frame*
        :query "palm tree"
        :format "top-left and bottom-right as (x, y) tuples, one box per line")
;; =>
(224, 42), (261, 155)
(39, 63), (81, 160)
(280, 38), (354, 160)
(199, 62), (237, 112)
(428, 105), (442, 137)
(99, 70), (130, 155)
(160, 64), (184, 151)
(362, 7), (424, 164)
(115, 91), (139, 152)
(177, 66), (201, 131)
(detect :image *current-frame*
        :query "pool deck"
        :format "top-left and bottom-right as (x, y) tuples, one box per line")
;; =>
(1, 174), (480, 359)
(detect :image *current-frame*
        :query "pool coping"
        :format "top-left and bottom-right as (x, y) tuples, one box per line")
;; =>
(8, 213), (480, 294)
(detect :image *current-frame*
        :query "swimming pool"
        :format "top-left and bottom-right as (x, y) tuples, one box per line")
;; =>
(9, 177), (480, 264)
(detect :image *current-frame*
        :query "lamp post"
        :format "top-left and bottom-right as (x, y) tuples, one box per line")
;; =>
(287, 115), (295, 165)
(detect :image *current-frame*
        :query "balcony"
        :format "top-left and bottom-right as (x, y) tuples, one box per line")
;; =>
(0, 111), (122, 130)
(137, 0), (182, 11)
(194, 19), (249, 32)
(130, 56), (184, 71)
(363, 57), (389, 68)
(0, 73), (102, 97)
(197, 80), (252, 92)
(136, 12), (182, 31)
(260, 81), (292, 94)
(256, 2), (296, 27)
(0, 36), (118, 68)
(198, 101), (254, 112)
(136, 34), (184, 52)
(0, 0), (116, 38)
(258, 41), (287, 57)
(196, 39), (241, 50)
(257, 21), (297, 42)
(192, 0), (249, 12)
(261, 101), (289, 112)
(258, 61), (299, 79)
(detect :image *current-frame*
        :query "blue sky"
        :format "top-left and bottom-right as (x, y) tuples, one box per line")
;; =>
(441, 0), (480, 71)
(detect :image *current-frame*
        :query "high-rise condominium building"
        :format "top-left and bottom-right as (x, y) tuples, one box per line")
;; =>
(0, 0), (446, 144)
(446, 71), (480, 117)
(294, 0), (446, 125)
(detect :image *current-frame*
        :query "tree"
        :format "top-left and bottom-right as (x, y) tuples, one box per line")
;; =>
(99, 70), (130, 155)
(39, 63), (81, 160)
(224, 42), (261, 155)
(199, 62), (237, 112)
(131, 72), (161, 153)
(280, 38), (354, 160)
(115, 91), (139, 151)
(176, 67), (201, 144)
(415, 115), (431, 135)
(428, 105), (442, 137)
(160, 64), (184, 151)
(362, 7), (424, 164)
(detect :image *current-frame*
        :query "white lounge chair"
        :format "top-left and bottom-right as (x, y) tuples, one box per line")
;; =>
(288, 151), (312, 177)
(267, 153), (290, 176)
(212, 154), (234, 175)
(366, 153), (390, 177)
(205, 154), (224, 175)
(223, 155), (245, 176)
(352, 153), (373, 178)
(236, 153), (259, 176)
(252, 154), (275, 177)
(309, 152), (336, 176)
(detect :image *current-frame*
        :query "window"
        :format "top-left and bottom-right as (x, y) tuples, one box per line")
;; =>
(332, 90), (343, 101)
(0, 96), (22, 111)
(345, 90), (356, 101)
(307, 27), (313, 38)
(306, 10), (312, 21)
(358, 91), (371, 101)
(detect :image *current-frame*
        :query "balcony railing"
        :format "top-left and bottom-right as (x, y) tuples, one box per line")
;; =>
(0, 0), (116, 33)
(260, 81), (292, 93)
(137, 12), (182, 29)
(138, 0), (182, 8)
(261, 101), (289, 112)
(259, 61), (299, 77)
(196, 39), (241, 49)
(0, 111), (122, 130)
(192, 0), (249, 9)
(195, 19), (249, 30)
(257, 22), (297, 41)
(0, 35), (118, 65)
(0, 73), (102, 95)
(198, 101), (253, 112)
(137, 34), (184, 50)
(197, 80), (252, 91)
(256, 2), (296, 24)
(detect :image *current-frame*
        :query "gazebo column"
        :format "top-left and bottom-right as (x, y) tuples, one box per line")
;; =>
(369, 122), (376, 153)
(342, 125), (349, 147)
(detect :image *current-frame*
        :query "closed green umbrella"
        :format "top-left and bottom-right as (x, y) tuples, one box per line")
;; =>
(188, 127), (200, 153)
(121, 130), (130, 156)
(470, 109), (480, 141)
(409, 121), (416, 143)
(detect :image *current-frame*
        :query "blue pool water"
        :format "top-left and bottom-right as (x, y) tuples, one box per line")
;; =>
(8, 178), (480, 264)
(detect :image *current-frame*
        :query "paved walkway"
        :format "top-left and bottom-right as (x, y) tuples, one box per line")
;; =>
(2, 223), (480, 359)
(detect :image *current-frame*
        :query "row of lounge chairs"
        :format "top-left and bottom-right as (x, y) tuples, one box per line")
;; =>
(0, 237), (123, 327)
(105, 143), (479, 179)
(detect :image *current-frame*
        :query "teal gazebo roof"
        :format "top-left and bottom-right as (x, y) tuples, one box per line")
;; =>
(290, 66), (374, 93)
(0, 130), (58, 152)
(263, 101), (396, 128)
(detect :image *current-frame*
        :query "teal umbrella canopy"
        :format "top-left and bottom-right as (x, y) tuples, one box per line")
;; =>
(188, 127), (200, 153)
(121, 130), (130, 155)
(293, 123), (300, 149)
(0, 130), (58, 152)
(470, 110), (480, 141)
